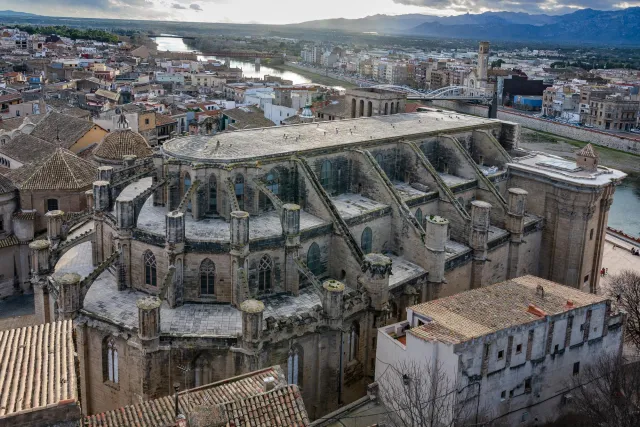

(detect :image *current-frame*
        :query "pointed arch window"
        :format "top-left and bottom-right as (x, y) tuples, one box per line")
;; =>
(415, 208), (423, 228)
(258, 254), (273, 292)
(320, 160), (333, 193)
(235, 174), (245, 210)
(200, 258), (216, 296)
(144, 250), (157, 287)
(209, 175), (218, 214)
(184, 172), (192, 211)
(194, 355), (212, 387)
(287, 346), (303, 386)
(361, 227), (373, 255)
(348, 322), (360, 362)
(104, 337), (119, 383)
(307, 242), (322, 276)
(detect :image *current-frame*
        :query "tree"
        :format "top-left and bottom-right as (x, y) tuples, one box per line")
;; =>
(490, 59), (504, 69)
(567, 354), (640, 427)
(607, 270), (640, 353)
(376, 359), (482, 427)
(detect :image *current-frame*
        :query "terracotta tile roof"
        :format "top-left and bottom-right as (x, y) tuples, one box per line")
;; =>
(0, 320), (78, 418)
(7, 147), (97, 191)
(409, 275), (607, 344)
(0, 93), (22, 103)
(155, 113), (178, 126)
(577, 143), (598, 158)
(30, 111), (101, 149)
(84, 366), (309, 427)
(0, 115), (45, 131)
(95, 89), (120, 102)
(0, 173), (16, 193)
(13, 210), (36, 220)
(0, 133), (57, 164)
(223, 106), (275, 130)
(94, 129), (153, 161)
(0, 235), (19, 248)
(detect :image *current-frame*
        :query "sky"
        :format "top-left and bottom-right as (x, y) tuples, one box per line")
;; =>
(2, 0), (638, 25)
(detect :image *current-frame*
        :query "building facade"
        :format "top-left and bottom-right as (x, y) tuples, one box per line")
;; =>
(32, 111), (623, 421)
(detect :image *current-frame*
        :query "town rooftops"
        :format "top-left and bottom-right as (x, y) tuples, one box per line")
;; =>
(163, 111), (496, 163)
(155, 112), (178, 126)
(0, 320), (79, 420)
(30, 111), (103, 149)
(223, 105), (275, 130)
(94, 128), (152, 161)
(0, 93), (22, 103)
(84, 366), (310, 427)
(408, 275), (608, 345)
(0, 133), (57, 164)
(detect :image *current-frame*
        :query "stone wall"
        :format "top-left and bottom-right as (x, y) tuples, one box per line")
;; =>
(431, 100), (640, 153)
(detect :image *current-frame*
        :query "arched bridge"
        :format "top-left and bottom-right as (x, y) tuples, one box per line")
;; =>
(368, 85), (493, 102)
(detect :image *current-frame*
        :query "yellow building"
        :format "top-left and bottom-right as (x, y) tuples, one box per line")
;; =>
(30, 111), (108, 154)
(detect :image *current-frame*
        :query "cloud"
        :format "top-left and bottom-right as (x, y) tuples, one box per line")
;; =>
(189, 3), (203, 10)
(172, 2), (187, 8)
(391, 0), (624, 14)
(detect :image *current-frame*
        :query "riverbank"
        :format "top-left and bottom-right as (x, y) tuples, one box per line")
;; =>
(270, 64), (358, 89)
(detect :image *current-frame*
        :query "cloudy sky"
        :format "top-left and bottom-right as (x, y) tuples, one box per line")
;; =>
(3, 0), (636, 24)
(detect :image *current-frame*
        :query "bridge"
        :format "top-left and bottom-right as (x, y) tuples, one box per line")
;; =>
(199, 51), (282, 59)
(366, 84), (493, 102)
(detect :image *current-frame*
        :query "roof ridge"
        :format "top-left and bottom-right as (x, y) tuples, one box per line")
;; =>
(59, 148), (81, 188)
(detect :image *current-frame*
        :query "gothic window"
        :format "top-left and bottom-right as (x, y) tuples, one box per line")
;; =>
(144, 250), (157, 287)
(235, 174), (245, 210)
(320, 160), (333, 193)
(375, 153), (384, 172)
(184, 172), (192, 212)
(415, 208), (423, 228)
(287, 346), (303, 386)
(200, 258), (215, 296)
(307, 242), (321, 276)
(384, 102), (389, 115)
(367, 100), (373, 117)
(266, 169), (280, 196)
(258, 254), (273, 292)
(361, 227), (373, 255)
(209, 175), (217, 214)
(47, 198), (59, 212)
(104, 337), (119, 383)
(348, 322), (360, 362)
(194, 355), (212, 387)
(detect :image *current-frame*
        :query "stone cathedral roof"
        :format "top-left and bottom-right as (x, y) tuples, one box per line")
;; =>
(94, 128), (153, 161)
(0, 320), (79, 420)
(84, 366), (310, 427)
(7, 147), (98, 190)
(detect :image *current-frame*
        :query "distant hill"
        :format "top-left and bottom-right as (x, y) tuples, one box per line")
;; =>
(0, 10), (40, 17)
(289, 8), (640, 45)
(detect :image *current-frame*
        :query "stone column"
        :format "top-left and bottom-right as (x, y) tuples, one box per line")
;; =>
(85, 190), (94, 210)
(506, 188), (527, 279)
(240, 299), (264, 350)
(469, 200), (491, 289)
(166, 211), (185, 307)
(137, 296), (161, 351)
(98, 165), (114, 183)
(153, 152), (165, 206)
(93, 181), (111, 212)
(282, 204), (301, 295)
(167, 162), (181, 211)
(116, 197), (135, 229)
(92, 180), (110, 267)
(30, 239), (51, 321)
(230, 211), (250, 307)
(123, 154), (137, 168)
(359, 253), (392, 311)
(425, 215), (449, 301)
(46, 210), (65, 244)
(56, 272), (82, 320)
(322, 279), (344, 328)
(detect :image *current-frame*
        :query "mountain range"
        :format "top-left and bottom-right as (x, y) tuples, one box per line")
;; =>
(289, 8), (640, 45)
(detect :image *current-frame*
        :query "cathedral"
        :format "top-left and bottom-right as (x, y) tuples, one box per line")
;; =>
(30, 110), (624, 420)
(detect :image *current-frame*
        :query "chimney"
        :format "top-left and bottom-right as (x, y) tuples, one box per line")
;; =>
(263, 376), (276, 392)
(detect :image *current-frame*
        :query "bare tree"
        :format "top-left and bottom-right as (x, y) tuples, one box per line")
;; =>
(607, 270), (640, 353)
(567, 354), (640, 427)
(376, 359), (480, 427)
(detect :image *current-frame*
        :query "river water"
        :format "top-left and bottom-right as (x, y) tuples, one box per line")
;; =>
(152, 36), (638, 236)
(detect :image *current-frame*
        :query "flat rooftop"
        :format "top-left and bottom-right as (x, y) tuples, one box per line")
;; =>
(331, 193), (389, 220)
(409, 275), (607, 345)
(162, 112), (497, 163)
(508, 152), (626, 186)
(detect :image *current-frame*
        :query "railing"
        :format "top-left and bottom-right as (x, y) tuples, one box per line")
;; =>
(294, 157), (364, 264)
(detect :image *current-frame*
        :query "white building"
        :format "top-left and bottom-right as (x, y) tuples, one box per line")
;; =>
(375, 275), (625, 426)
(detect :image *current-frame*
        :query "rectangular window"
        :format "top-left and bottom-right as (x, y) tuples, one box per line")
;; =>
(497, 350), (504, 360)
(590, 229), (594, 240)
(524, 378), (532, 393)
(516, 344), (522, 354)
(500, 390), (506, 401)
(573, 362), (580, 376)
(145, 118), (150, 125)
(47, 199), (59, 212)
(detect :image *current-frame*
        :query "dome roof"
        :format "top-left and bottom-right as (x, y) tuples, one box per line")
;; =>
(94, 129), (152, 161)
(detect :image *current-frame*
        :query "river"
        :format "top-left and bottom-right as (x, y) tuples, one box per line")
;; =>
(152, 36), (639, 237)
